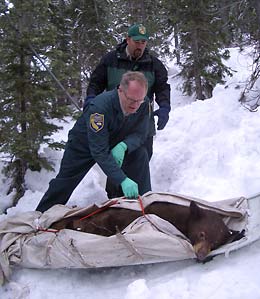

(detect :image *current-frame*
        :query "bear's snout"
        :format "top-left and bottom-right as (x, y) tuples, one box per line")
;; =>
(193, 241), (211, 261)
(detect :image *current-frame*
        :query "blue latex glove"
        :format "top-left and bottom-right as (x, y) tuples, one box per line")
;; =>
(111, 142), (127, 167)
(83, 95), (95, 110)
(121, 177), (139, 198)
(153, 106), (170, 130)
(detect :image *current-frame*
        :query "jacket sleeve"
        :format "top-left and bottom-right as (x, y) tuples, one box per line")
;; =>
(86, 105), (127, 185)
(153, 57), (171, 110)
(86, 54), (110, 97)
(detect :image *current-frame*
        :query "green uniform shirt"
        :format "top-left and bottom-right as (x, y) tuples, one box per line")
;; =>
(71, 89), (150, 185)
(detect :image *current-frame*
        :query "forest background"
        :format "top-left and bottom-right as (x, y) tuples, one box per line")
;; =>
(0, 0), (259, 210)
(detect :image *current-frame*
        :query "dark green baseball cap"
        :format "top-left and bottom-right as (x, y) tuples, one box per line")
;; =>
(128, 24), (149, 41)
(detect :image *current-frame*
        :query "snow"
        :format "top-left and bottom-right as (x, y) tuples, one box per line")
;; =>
(1, 47), (260, 298)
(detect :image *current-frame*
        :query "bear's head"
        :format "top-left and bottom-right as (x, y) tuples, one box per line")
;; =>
(186, 201), (231, 261)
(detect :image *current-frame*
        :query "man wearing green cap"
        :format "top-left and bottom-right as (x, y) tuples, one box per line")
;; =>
(84, 24), (171, 199)
(126, 24), (149, 59)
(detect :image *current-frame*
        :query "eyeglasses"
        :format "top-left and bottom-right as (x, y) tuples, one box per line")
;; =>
(122, 90), (144, 105)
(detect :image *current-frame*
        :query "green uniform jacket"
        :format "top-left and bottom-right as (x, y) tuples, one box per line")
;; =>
(70, 89), (150, 185)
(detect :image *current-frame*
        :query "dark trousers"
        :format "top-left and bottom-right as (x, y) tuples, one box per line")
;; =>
(36, 136), (151, 212)
(106, 137), (153, 199)
(36, 135), (95, 212)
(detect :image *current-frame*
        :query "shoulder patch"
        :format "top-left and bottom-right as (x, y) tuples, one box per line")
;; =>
(90, 113), (104, 132)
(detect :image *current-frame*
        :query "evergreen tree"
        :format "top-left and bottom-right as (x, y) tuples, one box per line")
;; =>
(166, 0), (233, 100)
(227, 0), (260, 108)
(228, 0), (260, 47)
(64, 0), (115, 103)
(0, 0), (69, 205)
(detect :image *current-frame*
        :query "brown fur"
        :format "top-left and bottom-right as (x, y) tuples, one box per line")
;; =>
(51, 201), (235, 261)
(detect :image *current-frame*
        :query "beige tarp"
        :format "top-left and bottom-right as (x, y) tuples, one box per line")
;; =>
(1, 191), (259, 285)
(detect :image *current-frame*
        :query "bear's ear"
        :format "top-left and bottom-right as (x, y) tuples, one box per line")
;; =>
(190, 201), (202, 219)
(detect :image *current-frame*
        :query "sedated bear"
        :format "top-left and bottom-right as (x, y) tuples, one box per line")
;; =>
(51, 200), (242, 261)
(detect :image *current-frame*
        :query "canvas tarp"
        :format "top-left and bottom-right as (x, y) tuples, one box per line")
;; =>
(1, 191), (259, 285)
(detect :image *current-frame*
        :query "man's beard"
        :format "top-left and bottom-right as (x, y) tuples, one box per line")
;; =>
(133, 49), (142, 59)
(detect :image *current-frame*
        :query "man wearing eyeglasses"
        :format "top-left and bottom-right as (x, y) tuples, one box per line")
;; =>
(84, 24), (171, 199)
(36, 72), (151, 212)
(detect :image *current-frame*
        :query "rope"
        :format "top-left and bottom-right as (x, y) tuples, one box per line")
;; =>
(79, 196), (145, 222)
(79, 199), (118, 221)
(137, 196), (169, 233)
(138, 195), (145, 216)
(38, 196), (143, 233)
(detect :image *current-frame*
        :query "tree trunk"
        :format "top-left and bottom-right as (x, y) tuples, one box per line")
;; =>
(7, 158), (27, 206)
(191, 29), (203, 100)
(174, 25), (181, 65)
(253, 0), (260, 48)
(128, 0), (145, 23)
